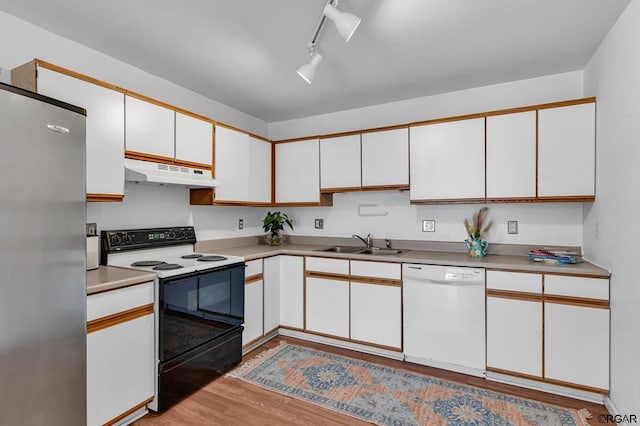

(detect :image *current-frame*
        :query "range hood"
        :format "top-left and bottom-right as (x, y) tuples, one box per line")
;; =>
(125, 159), (219, 187)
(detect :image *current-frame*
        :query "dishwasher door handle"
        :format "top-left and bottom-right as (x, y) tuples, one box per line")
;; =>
(407, 279), (484, 287)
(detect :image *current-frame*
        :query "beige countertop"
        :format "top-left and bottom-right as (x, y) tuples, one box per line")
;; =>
(207, 243), (610, 277)
(86, 266), (156, 295)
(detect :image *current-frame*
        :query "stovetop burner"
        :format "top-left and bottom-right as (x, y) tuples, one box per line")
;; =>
(132, 260), (167, 267)
(153, 263), (184, 271)
(181, 253), (204, 259)
(197, 255), (228, 262)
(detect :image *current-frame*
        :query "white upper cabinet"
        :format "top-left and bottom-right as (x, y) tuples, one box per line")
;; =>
(410, 118), (485, 201)
(486, 111), (537, 199)
(275, 139), (320, 204)
(213, 126), (271, 204)
(361, 128), (409, 188)
(36, 67), (125, 198)
(175, 112), (212, 168)
(125, 95), (175, 160)
(538, 102), (596, 198)
(214, 126), (250, 201)
(248, 136), (272, 204)
(320, 134), (361, 190)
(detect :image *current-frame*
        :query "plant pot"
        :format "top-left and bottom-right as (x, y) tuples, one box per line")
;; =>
(465, 239), (488, 258)
(265, 230), (285, 246)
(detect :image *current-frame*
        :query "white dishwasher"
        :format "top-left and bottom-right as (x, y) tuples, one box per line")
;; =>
(403, 263), (486, 377)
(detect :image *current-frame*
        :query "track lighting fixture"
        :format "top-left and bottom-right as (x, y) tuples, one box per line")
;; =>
(296, 0), (361, 84)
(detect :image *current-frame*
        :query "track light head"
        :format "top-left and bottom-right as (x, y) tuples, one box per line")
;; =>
(323, 3), (361, 42)
(297, 52), (323, 84)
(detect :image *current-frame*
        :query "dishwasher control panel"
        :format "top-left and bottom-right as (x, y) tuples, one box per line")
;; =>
(444, 269), (483, 281)
(402, 264), (485, 283)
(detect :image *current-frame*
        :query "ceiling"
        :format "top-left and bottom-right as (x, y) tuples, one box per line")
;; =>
(0, 0), (630, 122)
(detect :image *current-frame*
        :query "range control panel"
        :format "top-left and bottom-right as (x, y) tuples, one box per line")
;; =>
(101, 226), (197, 258)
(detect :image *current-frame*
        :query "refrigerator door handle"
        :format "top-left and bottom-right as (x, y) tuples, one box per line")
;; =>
(46, 124), (70, 133)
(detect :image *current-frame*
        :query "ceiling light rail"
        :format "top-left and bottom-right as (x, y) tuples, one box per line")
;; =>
(297, 0), (361, 84)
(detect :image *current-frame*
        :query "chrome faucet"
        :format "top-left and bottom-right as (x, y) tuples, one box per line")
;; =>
(352, 233), (372, 248)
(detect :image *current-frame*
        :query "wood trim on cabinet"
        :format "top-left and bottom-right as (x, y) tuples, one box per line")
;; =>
(485, 197), (538, 204)
(124, 150), (175, 165)
(86, 193), (125, 202)
(544, 295), (609, 309)
(486, 367), (543, 381)
(35, 59), (127, 93)
(348, 337), (402, 353)
(542, 377), (609, 395)
(173, 159), (212, 171)
(279, 325), (306, 333)
(361, 184), (410, 192)
(86, 304), (154, 334)
(361, 124), (410, 134)
(245, 274), (263, 285)
(486, 289), (543, 302)
(544, 271), (610, 279)
(409, 112), (488, 128)
(10, 60), (37, 92)
(242, 335), (266, 350)
(410, 197), (487, 205)
(349, 276), (402, 287)
(535, 195), (596, 202)
(535, 110), (539, 198)
(104, 397), (154, 426)
(305, 271), (350, 282)
(274, 193), (334, 207)
(190, 188), (215, 205)
(542, 274), (546, 380)
(214, 122), (271, 143)
(271, 142), (276, 205)
(320, 186), (362, 194)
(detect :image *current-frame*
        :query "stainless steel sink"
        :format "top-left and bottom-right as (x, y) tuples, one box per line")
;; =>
(357, 248), (407, 256)
(316, 246), (365, 254)
(315, 246), (407, 256)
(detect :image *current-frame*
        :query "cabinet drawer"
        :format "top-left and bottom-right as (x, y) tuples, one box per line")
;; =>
(350, 260), (401, 280)
(87, 281), (154, 321)
(245, 259), (263, 278)
(486, 270), (542, 293)
(544, 275), (609, 300)
(305, 257), (349, 275)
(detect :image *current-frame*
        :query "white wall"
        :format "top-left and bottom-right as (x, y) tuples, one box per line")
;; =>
(268, 71), (584, 140)
(284, 191), (584, 246)
(583, 0), (640, 414)
(0, 11), (267, 136)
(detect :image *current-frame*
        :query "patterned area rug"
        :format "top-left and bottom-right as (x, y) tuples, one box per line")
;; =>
(227, 343), (592, 426)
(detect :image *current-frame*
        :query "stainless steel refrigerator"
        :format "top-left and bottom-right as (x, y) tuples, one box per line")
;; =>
(0, 82), (87, 425)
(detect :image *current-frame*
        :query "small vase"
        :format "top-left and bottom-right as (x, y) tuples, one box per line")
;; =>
(465, 239), (489, 258)
(266, 230), (284, 246)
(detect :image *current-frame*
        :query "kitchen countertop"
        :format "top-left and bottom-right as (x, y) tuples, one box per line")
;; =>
(207, 243), (610, 277)
(86, 266), (156, 295)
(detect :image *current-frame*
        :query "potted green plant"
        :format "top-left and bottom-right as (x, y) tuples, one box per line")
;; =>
(463, 207), (493, 257)
(263, 211), (294, 246)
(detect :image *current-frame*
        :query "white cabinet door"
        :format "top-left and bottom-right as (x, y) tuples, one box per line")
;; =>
(175, 112), (212, 168)
(544, 303), (609, 390)
(320, 134), (361, 189)
(125, 95), (175, 159)
(248, 136), (272, 203)
(486, 297), (542, 377)
(486, 111), (536, 199)
(305, 277), (350, 338)
(538, 103), (595, 197)
(87, 314), (154, 426)
(279, 256), (304, 329)
(243, 280), (264, 346)
(410, 118), (485, 201)
(275, 139), (320, 204)
(361, 128), (409, 187)
(37, 67), (125, 197)
(263, 256), (281, 333)
(214, 125), (250, 201)
(350, 282), (401, 348)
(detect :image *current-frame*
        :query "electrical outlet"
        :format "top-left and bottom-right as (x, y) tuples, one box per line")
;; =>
(508, 220), (518, 234)
(422, 220), (435, 232)
(238, 219), (244, 230)
(315, 218), (324, 229)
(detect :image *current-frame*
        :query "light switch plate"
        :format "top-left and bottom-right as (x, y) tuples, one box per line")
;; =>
(508, 220), (518, 234)
(238, 219), (244, 230)
(422, 220), (435, 232)
(315, 218), (324, 229)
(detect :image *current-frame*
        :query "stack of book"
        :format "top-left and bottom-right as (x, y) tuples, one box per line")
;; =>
(528, 248), (583, 264)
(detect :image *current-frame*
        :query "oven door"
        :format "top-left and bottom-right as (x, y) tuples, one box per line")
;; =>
(159, 264), (244, 361)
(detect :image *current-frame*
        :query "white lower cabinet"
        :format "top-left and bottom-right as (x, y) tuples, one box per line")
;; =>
(350, 282), (401, 349)
(87, 283), (154, 426)
(486, 296), (542, 377)
(243, 279), (264, 346)
(263, 256), (281, 333)
(544, 302), (609, 390)
(279, 256), (304, 329)
(305, 277), (350, 338)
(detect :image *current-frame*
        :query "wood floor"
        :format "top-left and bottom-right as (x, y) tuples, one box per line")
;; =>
(134, 336), (609, 425)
